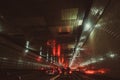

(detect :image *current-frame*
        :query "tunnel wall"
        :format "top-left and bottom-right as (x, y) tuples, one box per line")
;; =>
(83, 0), (120, 79)
(0, 35), (50, 69)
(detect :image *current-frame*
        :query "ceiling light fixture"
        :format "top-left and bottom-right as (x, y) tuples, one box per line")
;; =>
(78, 20), (83, 26)
(84, 23), (91, 31)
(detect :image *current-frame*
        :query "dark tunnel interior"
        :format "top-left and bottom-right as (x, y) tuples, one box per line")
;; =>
(0, 0), (120, 80)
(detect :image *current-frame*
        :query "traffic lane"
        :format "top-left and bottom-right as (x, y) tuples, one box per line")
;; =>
(0, 69), (56, 80)
(54, 71), (97, 80)
(51, 71), (116, 80)
(55, 71), (118, 80)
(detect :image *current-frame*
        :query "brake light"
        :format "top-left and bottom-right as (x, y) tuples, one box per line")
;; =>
(69, 71), (72, 74)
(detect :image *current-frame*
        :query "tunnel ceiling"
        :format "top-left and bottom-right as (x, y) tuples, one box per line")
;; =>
(0, 0), (91, 66)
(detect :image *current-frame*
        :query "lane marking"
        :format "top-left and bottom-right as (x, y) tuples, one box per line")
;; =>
(50, 75), (60, 80)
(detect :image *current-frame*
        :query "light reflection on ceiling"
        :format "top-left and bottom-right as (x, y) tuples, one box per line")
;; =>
(69, 0), (110, 68)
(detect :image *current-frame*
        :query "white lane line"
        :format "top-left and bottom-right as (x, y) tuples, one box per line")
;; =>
(50, 75), (60, 80)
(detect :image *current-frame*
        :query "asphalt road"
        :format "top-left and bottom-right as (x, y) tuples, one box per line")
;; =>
(0, 70), (118, 80)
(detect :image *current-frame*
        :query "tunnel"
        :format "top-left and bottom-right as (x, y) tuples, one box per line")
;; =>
(0, 0), (120, 80)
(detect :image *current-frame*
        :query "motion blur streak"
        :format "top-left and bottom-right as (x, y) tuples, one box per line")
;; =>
(53, 47), (56, 56)
(85, 70), (95, 74)
(50, 75), (60, 80)
(57, 44), (61, 57)
(84, 68), (108, 75)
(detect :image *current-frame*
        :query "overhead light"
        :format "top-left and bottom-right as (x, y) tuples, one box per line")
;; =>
(39, 47), (42, 56)
(80, 48), (85, 50)
(26, 41), (29, 48)
(78, 20), (83, 26)
(46, 54), (49, 62)
(47, 53), (49, 57)
(61, 8), (78, 20)
(78, 42), (83, 47)
(91, 58), (97, 63)
(51, 57), (53, 63)
(91, 7), (99, 16)
(80, 36), (86, 40)
(84, 23), (91, 31)
(18, 59), (23, 63)
(106, 52), (117, 58)
(76, 47), (80, 51)
(80, 57), (105, 66)
(95, 24), (101, 28)
(109, 54), (116, 58)
(25, 49), (29, 53)
(99, 57), (104, 61)
(40, 51), (42, 56)
(2, 57), (8, 60)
